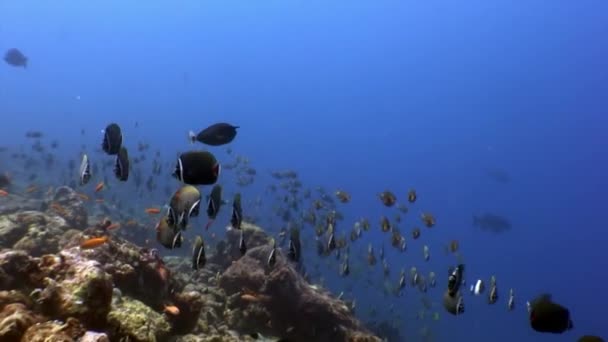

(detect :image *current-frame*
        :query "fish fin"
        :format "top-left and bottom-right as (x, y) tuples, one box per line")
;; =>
(205, 220), (214, 230)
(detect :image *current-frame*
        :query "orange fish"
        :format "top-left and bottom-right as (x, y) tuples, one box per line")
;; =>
(25, 185), (38, 193)
(95, 182), (104, 192)
(163, 305), (180, 316)
(240, 294), (260, 302)
(240, 289), (270, 302)
(145, 208), (161, 214)
(0, 189), (8, 197)
(77, 193), (90, 201)
(50, 202), (67, 216)
(80, 236), (109, 249)
(106, 223), (120, 231)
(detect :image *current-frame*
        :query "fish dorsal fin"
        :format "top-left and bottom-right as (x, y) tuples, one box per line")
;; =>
(189, 199), (201, 218)
(177, 157), (184, 182)
(172, 231), (182, 249)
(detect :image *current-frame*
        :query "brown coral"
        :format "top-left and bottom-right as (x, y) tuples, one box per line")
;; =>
(0, 303), (44, 341)
(220, 244), (380, 342)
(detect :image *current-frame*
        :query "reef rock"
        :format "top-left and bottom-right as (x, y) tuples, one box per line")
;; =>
(220, 242), (381, 342)
(47, 186), (88, 229)
(80, 331), (110, 342)
(0, 250), (43, 290)
(213, 223), (271, 268)
(0, 303), (45, 341)
(21, 317), (86, 342)
(37, 249), (113, 328)
(13, 211), (70, 256)
(0, 211), (71, 256)
(107, 296), (171, 342)
(0, 215), (29, 248)
(0, 193), (44, 216)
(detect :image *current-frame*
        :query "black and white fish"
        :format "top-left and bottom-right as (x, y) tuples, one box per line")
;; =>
(101, 123), (122, 155)
(173, 150), (220, 185)
(114, 147), (129, 181)
(79, 154), (91, 186)
(192, 235), (206, 270)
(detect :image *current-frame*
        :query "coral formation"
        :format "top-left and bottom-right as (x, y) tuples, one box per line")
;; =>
(0, 186), (381, 341)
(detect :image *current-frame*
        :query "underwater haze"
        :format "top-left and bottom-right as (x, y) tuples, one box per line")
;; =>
(1, 0), (607, 341)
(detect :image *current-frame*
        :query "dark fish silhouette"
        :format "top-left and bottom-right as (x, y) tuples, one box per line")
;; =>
(190, 123), (239, 146)
(528, 294), (573, 334)
(114, 147), (129, 181)
(3, 48), (27, 68)
(473, 213), (512, 233)
(485, 168), (511, 184)
(172, 151), (220, 185)
(102, 123), (123, 155)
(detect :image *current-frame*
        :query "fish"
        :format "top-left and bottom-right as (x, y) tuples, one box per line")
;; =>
(335, 190), (351, 203)
(192, 235), (206, 270)
(231, 193), (243, 229)
(443, 289), (465, 316)
(470, 279), (485, 296)
(167, 185), (201, 230)
(95, 182), (105, 192)
(287, 227), (301, 263)
(267, 239), (277, 267)
(3, 48), (27, 68)
(191, 123), (239, 146)
(407, 189), (417, 203)
(447, 264), (465, 296)
(507, 288), (515, 311)
(79, 154), (91, 186)
(156, 216), (182, 249)
(421, 213), (436, 227)
(341, 254), (350, 277)
(412, 227), (421, 239)
(380, 216), (391, 232)
(164, 305), (180, 316)
(473, 213), (512, 233)
(172, 151), (220, 185)
(114, 147), (129, 181)
(367, 244), (376, 265)
(398, 269), (406, 292)
(527, 294), (573, 334)
(428, 272), (436, 288)
(239, 229), (247, 256)
(80, 236), (109, 249)
(0, 190), (9, 197)
(578, 336), (605, 342)
(485, 167), (511, 184)
(448, 240), (459, 253)
(423, 245), (430, 261)
(145, 208), (161, 214)
(101, 123), (123, 155)
(488, 276), (498, 304)
(378, 191), (397, 207)
(0, 173), (10, 188)
(205, 184), (223, 230)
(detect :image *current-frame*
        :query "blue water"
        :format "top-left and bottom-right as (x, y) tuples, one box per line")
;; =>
(1, 1), (607, 341)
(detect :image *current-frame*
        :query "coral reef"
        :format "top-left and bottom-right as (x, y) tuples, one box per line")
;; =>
(0, 186), (381, 341)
